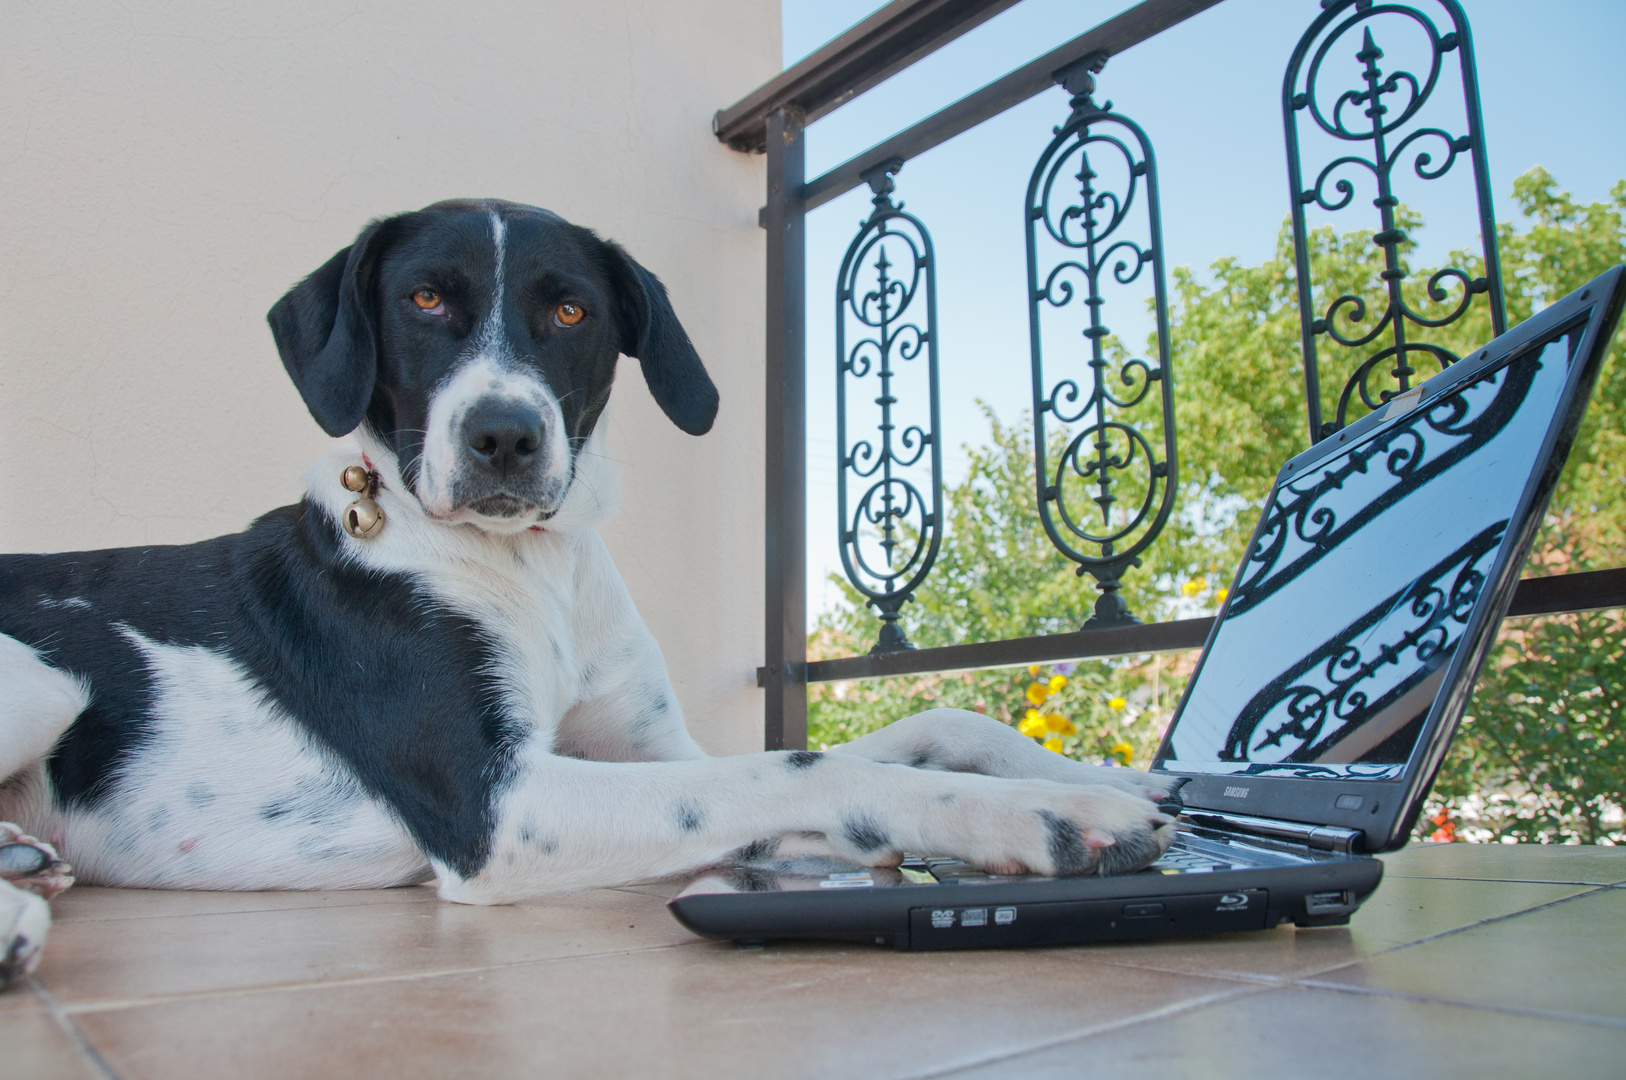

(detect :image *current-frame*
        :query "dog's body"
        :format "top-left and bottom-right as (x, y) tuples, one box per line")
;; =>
(0, 200), (1175, 986)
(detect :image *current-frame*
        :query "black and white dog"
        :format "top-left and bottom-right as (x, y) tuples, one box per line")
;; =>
(0, 199), (1176, 984)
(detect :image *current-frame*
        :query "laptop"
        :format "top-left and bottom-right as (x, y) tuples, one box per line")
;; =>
(668, 266), (1626, 950)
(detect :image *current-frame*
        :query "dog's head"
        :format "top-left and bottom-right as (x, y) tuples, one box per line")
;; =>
(268, 199), (717, 532)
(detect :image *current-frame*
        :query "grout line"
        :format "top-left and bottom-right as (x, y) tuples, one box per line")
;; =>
(1285, 884), (1612, 984)
(1290, 979), (1626, 1031)
(27, 977), (124, 1080)
(895, 984), (1270, 1080)
(51, 938), (711, 1017)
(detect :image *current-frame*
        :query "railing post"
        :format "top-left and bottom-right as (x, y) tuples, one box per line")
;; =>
(763, 105), (808, 750)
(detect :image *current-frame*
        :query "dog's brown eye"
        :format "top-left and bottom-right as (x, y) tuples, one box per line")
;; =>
(555, 302), (584, 327)
(413, 289), (443, 311)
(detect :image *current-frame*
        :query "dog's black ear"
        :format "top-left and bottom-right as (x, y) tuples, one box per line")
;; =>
(601, 241), (718, 436)
(267, 220), (395, 437)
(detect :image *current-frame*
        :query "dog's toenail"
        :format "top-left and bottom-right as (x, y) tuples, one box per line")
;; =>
(0, 843), (48, 878)
(1082, 828), (1114, 848)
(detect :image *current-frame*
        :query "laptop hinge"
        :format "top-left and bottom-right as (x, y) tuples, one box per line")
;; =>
(1182, 810), (1364, 855)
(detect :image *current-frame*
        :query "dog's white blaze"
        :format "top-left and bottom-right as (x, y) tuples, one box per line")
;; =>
(33, 628), (427, 890)
(413, 213), (573, 528)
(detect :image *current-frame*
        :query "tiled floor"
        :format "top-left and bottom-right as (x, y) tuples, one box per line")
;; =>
(7, 845), (1624, 1079)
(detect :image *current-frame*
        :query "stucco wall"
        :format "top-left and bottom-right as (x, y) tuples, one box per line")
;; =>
(0, 1), (776, 754)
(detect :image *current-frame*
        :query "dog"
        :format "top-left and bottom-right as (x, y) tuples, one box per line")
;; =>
(0, 199), (1177, 986)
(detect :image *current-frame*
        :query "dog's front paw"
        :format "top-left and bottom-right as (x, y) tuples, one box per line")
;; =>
(0, 880), (50, 990)
(937, 779), (1175, 877)
(0, 824), (74, 900)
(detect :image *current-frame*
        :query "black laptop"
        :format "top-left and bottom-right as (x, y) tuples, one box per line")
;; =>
(668, 266), (1626, 950)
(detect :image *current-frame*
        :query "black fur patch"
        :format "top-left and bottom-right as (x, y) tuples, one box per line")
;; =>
(841, 812), (891, 854)
(672, 801), (705, 833)
(0, 504), (520, 879)
(1037, 810), (1094, 876)
(728, 838), (780, 863)
(784, 750), (823, 770)
(1095, 820), (1168, 877)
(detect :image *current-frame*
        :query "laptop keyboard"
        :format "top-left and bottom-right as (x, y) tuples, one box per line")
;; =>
(894, 828), (1314, 883)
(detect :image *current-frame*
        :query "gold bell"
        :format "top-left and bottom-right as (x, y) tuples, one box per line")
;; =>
(343, 497), (384, 539)
(341, 465), (371, 493)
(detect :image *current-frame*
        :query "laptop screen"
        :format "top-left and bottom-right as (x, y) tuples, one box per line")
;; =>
(1155, 324), (1579, 781)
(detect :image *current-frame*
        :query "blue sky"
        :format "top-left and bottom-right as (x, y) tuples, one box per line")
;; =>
(784, 0), (1626, 617)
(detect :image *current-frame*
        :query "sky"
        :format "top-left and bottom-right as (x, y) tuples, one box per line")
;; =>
(782, 0), (1626, 620)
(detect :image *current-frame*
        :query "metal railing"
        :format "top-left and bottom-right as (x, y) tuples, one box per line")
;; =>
(719, 0), (1626, 750)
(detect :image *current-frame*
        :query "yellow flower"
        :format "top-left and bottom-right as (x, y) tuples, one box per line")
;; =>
(1110, 742), (1134, 765)
(1017, 709), (1047, 738)
(1181, 576), (1208, 597)
(1214, 586), (1229, 605)
(1043, 713), (1076, 736)
(1108, 696), (1127, 711)
(1027, 664), (1041, 677)
(1043, 737), (1065, 754)
(1025, 682), (1050, 706)
(1047, 674), (1068, 695)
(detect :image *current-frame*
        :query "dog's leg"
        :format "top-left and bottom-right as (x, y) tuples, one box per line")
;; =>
(0, 824), (72, 989)
(0, 633), (87, 782)
(0, 634), (85, 990)
(827, 708), (1181, 803)
(0, 876), (49, 990)
(436, 748), (1173, 904)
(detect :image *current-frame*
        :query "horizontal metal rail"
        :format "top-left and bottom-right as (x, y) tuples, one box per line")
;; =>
(763, 567), (1626, 686)
(714, 0), (1023, 153)
(799, 0), (1225, 212)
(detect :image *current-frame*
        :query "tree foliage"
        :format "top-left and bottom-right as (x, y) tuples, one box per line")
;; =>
(810, 169), (1625, 845)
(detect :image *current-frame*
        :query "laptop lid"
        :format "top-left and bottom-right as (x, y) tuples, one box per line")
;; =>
(1152, 266), (1626, 852)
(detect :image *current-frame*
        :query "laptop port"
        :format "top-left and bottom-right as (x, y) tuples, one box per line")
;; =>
(1305, 890), (1353, 914)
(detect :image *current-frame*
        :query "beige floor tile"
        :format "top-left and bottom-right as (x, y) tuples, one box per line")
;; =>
(49, 883), (438, 922)
(72, 941), (1250, 1080)
(943, 985), (1626, 1080)
(1061, 875), (1586, 983)
(38, 886), (697, 1006)
(1380, 842), (1626, 884)
(1306, 885), (1626, 1024)
(0, 1006), (109, 1080)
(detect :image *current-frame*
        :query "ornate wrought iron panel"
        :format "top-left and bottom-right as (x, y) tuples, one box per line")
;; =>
(1284, 0), (1505, 443)
(1024, 54), (1177, 629)
(835, 159), (944, 654)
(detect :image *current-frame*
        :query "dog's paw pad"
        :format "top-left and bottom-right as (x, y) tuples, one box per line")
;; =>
(0, 825), (74, 900)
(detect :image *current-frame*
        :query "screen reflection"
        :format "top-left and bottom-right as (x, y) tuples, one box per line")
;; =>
(1159, 331), (1575, 780)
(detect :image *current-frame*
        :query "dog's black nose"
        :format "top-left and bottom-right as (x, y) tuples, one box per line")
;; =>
(464, 400), (545, 478)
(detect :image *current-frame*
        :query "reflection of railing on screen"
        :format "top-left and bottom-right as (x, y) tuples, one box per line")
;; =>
(1227, 357), (1535, 619)
(1222, 520), (1505, 765)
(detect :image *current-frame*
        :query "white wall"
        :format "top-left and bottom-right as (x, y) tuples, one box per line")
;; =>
(0, 1), (776, 755)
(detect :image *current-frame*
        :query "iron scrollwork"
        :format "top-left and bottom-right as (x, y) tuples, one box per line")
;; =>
(835, 159), (944, 654)
(1284, 0), (1505, 442)
(1024, 54), (1177, 629)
